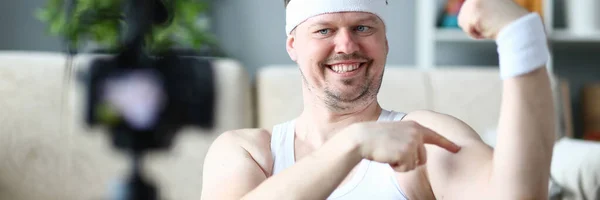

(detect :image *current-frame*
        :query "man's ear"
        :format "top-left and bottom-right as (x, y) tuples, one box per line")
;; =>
(286, 34), (298, 61)
(385, 37), (389, 56)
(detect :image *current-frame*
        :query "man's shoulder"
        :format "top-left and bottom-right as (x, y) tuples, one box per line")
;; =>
(402, 109), (464, 124)
(401, 109), (482, 143)
(219, 128), (273, 144)
(208, 128), (275, 174)
(212, 128), (273, 155)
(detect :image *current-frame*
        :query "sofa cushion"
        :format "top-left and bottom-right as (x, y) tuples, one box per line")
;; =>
(551, 138), (600, 200)
(377, 67), (430, 115)
(256, 66), (304, 130)
(65, 55), (254, 200)
(257, 65), (565, 138)
(428, 67), (503, 135)
(0, 51), (71, 200)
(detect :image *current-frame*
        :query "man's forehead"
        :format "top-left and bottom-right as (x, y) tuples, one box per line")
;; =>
(309, 12), (381, 23)
(284, 0), (389, 34)
(302, 12), (382, 27)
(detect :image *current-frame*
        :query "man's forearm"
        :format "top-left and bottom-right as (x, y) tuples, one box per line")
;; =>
(492, 67), (556, 198)
(241, 133), (362, 200)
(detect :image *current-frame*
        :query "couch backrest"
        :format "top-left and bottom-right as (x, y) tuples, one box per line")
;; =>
(0, 51), (568, 199)
(0, 51), (253, 200)
(256, 65), (551, 138)
(0, 51), (68, 200)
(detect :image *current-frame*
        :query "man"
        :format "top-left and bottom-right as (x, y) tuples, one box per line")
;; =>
(201, 0), (556, 199)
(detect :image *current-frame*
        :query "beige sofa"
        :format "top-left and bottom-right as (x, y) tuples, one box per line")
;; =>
(0, 51), (597, 200)
(0, 51), (253, 200)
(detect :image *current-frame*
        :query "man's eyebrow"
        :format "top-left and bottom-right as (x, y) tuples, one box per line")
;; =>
(307, 16), (380, 29)
(356, 16), (380, 24)
(307, 22), (332, 30)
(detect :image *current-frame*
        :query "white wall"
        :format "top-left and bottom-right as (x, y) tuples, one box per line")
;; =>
(0, 0), (62, 51)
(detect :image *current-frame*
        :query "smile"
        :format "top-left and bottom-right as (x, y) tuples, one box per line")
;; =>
(327, 63), (365, 74)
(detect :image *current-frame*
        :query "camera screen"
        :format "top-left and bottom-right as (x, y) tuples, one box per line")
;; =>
(98, 69), (166, 131)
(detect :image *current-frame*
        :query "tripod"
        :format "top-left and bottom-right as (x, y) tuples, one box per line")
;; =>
(76, 0), (216, 198)
(114, 151), (158, 200)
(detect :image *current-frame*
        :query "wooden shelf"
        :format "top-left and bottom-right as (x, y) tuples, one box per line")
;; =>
(436, 29), (600, 43)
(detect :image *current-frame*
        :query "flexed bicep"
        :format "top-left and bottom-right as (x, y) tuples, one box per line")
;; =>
(402, 110), (494, 200)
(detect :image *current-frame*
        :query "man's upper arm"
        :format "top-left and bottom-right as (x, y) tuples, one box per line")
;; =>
(403, 110), (495, 200)
(201, 129), (273, 200)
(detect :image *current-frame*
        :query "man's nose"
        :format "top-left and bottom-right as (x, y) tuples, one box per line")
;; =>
(334, 29), (359, 54)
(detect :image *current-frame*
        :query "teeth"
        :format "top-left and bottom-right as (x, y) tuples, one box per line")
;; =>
(330, 64), (360, 73)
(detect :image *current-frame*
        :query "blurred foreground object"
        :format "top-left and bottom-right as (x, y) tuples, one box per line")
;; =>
(79, 0), (219, 199)
(0, 51), (251, 200)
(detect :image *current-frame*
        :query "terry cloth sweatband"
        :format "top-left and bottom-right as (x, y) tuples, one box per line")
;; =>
(285, 0), (389, 35)
(496, 12), (550, 79)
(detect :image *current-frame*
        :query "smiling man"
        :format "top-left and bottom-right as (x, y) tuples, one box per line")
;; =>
(201, 0), (556, 199)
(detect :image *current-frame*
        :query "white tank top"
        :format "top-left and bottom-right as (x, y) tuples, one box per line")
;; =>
(270, 109), (409, 200)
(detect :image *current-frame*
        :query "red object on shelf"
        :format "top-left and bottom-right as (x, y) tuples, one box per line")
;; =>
(445, 0), (465, 15)
(583, 82), (600, 141)
(584, 132), (600, 141)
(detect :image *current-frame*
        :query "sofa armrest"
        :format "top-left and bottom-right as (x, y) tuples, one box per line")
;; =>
(551, 138), (600, 200)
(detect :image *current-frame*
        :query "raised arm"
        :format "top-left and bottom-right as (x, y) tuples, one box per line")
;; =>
(471, 2), (556, 198)
(493, 65), (555, 199)
(421, 1), (556, 199)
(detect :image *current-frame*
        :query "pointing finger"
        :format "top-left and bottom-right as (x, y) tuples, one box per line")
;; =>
(416, 144), (427, 166)
(421, 127), (461, 153)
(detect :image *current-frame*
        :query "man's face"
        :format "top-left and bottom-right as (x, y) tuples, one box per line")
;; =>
(286, 12), (389, 111)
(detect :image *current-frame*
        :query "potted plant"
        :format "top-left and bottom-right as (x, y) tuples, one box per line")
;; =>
(35, 0), (224, 56)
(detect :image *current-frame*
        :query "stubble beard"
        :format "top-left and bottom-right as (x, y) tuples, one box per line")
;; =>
(300, 62), (384, 113)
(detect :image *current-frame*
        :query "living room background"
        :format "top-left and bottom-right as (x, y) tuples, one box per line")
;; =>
(0, 0), (598, 137)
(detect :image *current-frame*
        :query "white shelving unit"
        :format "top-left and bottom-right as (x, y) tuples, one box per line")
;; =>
(551, 29), (600, 42)
(416, 0), (600, 138)
(415, 0), (599, 72)
(435, 29), (493, 42)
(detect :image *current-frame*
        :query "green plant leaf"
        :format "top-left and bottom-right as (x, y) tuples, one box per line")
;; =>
(35, 0), (219, 54)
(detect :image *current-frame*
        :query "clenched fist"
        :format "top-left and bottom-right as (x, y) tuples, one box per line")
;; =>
(458, 0), (530, 40)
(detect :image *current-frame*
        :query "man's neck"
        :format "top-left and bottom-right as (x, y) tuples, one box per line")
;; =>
(295, 95), (382, 147)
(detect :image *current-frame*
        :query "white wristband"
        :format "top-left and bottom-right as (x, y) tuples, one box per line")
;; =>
(496, 13), (550, 79)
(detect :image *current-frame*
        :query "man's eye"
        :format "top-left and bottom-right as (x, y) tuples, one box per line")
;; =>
(356, 25), (370, 32)
(318, 29), (330, 35)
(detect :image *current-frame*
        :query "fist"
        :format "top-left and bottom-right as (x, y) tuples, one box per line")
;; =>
(458, 0), (530, 40)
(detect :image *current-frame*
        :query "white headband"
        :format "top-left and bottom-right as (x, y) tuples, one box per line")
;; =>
(285, 0), (389, 35)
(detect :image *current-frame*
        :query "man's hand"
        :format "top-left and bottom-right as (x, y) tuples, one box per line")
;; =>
(458, 0), (529, 39)
(345, 121), (461, 172)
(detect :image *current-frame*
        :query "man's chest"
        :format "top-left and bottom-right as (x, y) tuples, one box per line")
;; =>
(395, 166), (437, 200)
(293, 140), (361, 189)
(295, 140), (436, 199)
